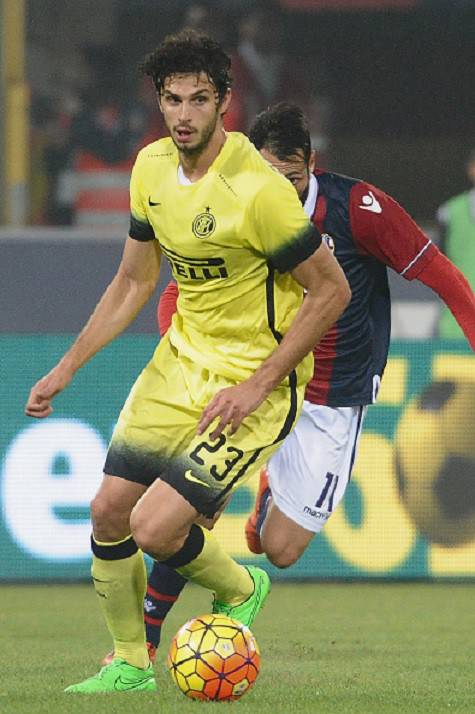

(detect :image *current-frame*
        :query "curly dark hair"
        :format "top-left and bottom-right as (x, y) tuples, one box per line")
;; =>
(140, 30), (232, 101)
(249, 103), (311, 164)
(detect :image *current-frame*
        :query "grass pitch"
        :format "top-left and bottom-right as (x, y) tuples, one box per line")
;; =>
(1, 581), (473, 713)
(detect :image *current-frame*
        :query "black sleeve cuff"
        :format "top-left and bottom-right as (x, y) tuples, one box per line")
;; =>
(129, 214), (155, 242)
(269, 225), (322, 273)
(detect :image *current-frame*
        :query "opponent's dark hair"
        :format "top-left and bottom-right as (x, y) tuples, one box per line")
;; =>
(140, 30), (231, 101)
(249, 103), (311, 163)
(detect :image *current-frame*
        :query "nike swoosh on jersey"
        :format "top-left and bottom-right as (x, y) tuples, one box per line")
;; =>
(148, 196), (161, 206)
(184, 469), (211, 488)
(359, 190), (382, 214)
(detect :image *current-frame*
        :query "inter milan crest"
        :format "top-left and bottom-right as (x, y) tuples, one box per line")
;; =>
(192, 207), (216, 238)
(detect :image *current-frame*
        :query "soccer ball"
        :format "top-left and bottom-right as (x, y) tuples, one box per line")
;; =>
(168, 614), (260, 701)
(395, 380), (475, 546)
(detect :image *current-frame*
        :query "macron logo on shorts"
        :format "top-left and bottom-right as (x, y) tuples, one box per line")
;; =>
(303, 506), (329, 520)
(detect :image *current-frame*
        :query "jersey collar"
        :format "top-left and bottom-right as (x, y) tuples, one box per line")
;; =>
(303, 173), (318, 218)
(177, 164), (193, 185)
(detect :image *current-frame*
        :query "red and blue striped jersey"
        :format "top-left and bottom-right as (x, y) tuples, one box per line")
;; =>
(306, 170), (437, 406)
(156, 169), (441, 408)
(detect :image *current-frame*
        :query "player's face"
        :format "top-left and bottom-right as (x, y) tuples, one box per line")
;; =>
(159, 73), (230, 156)
(260, 148), (315, 204)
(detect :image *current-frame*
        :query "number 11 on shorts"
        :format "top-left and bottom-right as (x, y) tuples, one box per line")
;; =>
(315, 472), (339, 512)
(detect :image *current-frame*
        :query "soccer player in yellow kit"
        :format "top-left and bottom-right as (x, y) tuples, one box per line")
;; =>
(25, 31), (350, 693)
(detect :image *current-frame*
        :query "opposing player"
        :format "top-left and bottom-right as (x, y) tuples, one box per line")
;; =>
(25, 37), (350, 694)
(127, 102), (475, 658)
(245, 105), (475, 565)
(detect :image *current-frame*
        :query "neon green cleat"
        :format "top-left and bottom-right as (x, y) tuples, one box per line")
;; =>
(212, 565), (271, 627)
(64, 658), (157, 693)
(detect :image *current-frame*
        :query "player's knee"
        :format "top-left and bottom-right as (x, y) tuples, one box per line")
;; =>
(90, 494), (129, 542)
(130, 513), (185, 560)
(264, 542), (301, 569)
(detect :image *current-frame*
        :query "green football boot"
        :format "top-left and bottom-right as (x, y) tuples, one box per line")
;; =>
(212, 565), (271, 627)
(64, 658), (157, 693)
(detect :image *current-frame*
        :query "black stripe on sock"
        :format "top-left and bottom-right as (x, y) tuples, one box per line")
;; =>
(91, 535), (138, 560)
(161, 524), (205, 568)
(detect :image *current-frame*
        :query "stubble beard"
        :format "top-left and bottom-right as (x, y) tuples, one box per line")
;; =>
(172, 111), (220, 158)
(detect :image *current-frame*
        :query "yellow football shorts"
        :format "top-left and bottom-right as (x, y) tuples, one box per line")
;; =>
(104, 336), (304, 517)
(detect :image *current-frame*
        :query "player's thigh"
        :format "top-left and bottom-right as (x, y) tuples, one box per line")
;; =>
(91, 473), (147, 541)
(267, 402), (366, 540)
(104, 338), (198, 492)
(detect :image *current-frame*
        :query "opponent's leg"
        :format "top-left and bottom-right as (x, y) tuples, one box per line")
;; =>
(261, 500), (314, 568)
(144, 562), (187, 648)
(245, 468), (313, 567)
(245, 468), (272, 555)
(247, 404), (366, 570)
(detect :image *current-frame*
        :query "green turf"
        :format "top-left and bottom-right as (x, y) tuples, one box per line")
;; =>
(0, 581), (473, 713)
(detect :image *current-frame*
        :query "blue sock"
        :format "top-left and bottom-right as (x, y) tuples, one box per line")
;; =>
(144, 562), (187, 647)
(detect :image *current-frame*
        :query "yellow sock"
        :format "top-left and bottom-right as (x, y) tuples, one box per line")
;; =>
(92, 536), (148, 669)
(177, 527), (253, 605)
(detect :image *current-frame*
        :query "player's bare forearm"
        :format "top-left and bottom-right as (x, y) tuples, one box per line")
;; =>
(198, 243), (350, 438)
(60, 270), (156, 373)
(25, 238), (161, 418)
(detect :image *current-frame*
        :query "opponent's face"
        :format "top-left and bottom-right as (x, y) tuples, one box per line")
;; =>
(260, 148), (315, 204)
(159, 73), (231, 156)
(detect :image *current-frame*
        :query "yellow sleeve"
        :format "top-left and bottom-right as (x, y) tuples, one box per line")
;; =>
(128, 155), (155, 242)
(250, 173), (321, 272)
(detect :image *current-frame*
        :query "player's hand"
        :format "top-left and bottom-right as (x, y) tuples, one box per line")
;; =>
(24, 366), (73, 418)
(198, 380), (268, 440)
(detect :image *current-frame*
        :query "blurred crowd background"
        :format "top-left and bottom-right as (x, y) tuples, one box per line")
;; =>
(1, 0), (474, 228)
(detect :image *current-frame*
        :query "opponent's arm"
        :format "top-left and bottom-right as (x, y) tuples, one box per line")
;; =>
(199, 242), (350, 438)
(348, 182), (475, 348)
(25, 238), (161, 418)
(416, 251), (475, 348)
(157, 280), (179, 336)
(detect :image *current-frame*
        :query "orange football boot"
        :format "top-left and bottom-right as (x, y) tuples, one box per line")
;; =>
(244, 468), (271, 554)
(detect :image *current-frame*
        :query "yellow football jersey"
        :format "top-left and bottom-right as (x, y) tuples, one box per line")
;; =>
(129, 132), (320, 383)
